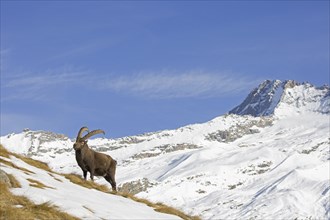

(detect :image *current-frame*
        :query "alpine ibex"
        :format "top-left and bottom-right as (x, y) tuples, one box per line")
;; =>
(73, 127), (117, 191)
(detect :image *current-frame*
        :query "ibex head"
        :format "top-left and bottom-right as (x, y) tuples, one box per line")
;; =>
(73, 126), (105, 151)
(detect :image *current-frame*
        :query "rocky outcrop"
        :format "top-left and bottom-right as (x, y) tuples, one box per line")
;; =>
(229, 80), (329, 116)
(118, 178), (157, 195)
(229, 80), (285, 116)
(205, 117), (273, 143)
(131, 143), (202, 160)
(0, 169), (12, 187)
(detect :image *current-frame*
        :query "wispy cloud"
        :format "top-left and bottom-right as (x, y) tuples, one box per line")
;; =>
(2, 67), (260, 102)
(102, 70), (259, 99)
(1, 66), (91, 101)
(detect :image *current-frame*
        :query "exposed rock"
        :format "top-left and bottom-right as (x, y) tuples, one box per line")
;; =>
(301, 140), (330, 154)
(118, 178), (157, 195)
(23, 130), (71, 157)
(240, 161), (273, 176)
(205, 117), (273, 143)
(131, 143), (202, 160)
(228, 182), (243, 190)
(119, 137), (146, 145)
(284, 80), (300, 89)
(94, 144), (121, 152)
(132, 152), (162, 160)
(229, 79), (329, 116)
(229, 80), (284, 116)
(0, 169), (12, 188)
(196, 189), (206, 194)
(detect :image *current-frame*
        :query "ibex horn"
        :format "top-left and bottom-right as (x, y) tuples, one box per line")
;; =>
(81, 129), (105, 141)
(76, 127), (89, 141)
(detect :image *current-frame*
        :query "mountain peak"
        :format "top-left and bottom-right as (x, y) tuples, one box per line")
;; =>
(229, 79), (329, 117)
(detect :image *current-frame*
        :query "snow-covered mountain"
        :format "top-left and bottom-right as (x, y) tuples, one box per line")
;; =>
(1, 79), (329, 219)
(229, 79), (330, 117)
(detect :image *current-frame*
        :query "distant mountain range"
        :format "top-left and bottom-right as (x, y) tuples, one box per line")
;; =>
(1, 79), (329, 219)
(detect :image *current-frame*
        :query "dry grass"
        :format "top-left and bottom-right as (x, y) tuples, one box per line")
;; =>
(0, 181), (78, 220)
(0, 144), (51, 172)
(63, 173), (200, 219)
(0, 144), (201, 220)
(154, 203), (201, 220)
(27, 178), (56, 189)
(0, 145), (10, 158)
(113, 191), (201, 220)
(63, 174), (201, 219)
(0, 158), (35, 174)
(16, 155), (52, 172)
(63, 173), (110, 192)
(48, 173), (63, 182)
(7, 173), (22, 188)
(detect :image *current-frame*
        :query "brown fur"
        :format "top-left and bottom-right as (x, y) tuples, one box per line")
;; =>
(74, 128), (117, 191)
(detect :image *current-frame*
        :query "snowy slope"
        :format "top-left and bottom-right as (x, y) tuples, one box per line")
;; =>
(1, 80), (329, 219)
(0, 153), (180, 219)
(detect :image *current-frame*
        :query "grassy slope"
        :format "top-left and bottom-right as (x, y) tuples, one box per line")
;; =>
(0, 145), (200, 220)
(0, 145), (79, 220)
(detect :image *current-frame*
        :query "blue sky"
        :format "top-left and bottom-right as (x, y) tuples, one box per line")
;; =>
(1, 1), (329, 138)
